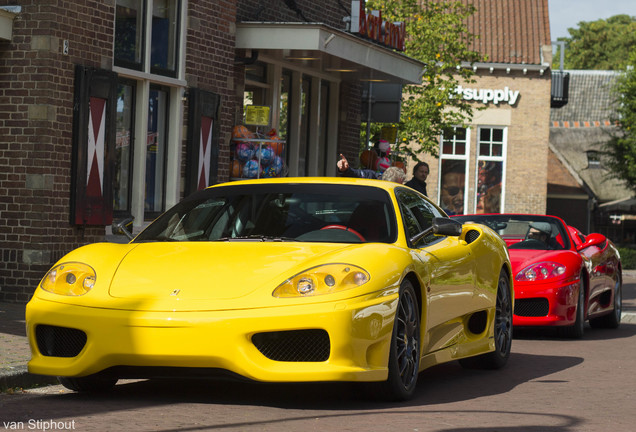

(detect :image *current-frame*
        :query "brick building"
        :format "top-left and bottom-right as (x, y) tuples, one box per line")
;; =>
(413, 0), (553, 217)
(0, 0), (422, 302)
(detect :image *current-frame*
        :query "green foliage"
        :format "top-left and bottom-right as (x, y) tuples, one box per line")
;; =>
(617, 247), (636, 269)
(603, 50), (636, 193)
(554, 14), (636, 70)
(364, 0), (483, 157)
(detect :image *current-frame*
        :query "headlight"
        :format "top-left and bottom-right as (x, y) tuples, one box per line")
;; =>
(273, 264), (370, 298)
(40, 262), (96, 296)
(516, 261), (566, 282)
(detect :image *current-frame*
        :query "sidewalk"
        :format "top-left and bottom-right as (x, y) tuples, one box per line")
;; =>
(0, 301), (57, 390)
(2, 271), (636, 391)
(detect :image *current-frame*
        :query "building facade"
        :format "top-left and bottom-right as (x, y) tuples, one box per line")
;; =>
(412, 0), (553, 217)
(549, 70), (634, 244)
(0, 0), (422, 302)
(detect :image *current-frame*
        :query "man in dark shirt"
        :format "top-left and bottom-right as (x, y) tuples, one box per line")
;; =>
(405, 161), (429, 196)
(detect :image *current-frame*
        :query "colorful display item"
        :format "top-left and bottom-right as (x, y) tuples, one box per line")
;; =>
(261, 156), (284, 177)
(375, 156), (391, 172)
(242, 159), (261, 178)
(359, 149), (378, 170)
(235, 142), (255, 163)
(255, 146), (275, 166)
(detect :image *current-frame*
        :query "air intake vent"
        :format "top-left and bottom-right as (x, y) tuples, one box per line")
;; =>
(465, 229), (480, 244)
(515, 298), (549, 317)
(252, 329), (330, 362)
(36, 325), (87, 357)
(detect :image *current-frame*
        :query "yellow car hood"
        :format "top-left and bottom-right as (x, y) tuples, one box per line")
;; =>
(109, 241), (355, 301)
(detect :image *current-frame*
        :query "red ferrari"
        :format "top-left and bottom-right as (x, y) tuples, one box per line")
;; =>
(452, 214), (622, 337)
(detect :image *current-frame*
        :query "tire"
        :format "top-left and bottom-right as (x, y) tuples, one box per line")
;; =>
(58, 375), (118, 393)
(377, 279), (421, 401)
(559, 276), (585, 338)
(590, 273), (622, 329)
(459, 270), (512, 369)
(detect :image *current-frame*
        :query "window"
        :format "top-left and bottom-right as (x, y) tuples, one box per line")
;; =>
(318, 80), (330, 175)
(145, 86), (169, 216)
(150, 0), (180, 76)
(112, 0), (184, 225)
(298, 76), (311, 176)
(586, 150), (601, 169)
(397, 189), (444, 247)
(114, 80), (136, 214)
(114, 0), (145, 70)
(441, 126), (467, 156)
(475, 127), (506, 214)
(439, 127), (469, 215)
(114, 0), (180, 78)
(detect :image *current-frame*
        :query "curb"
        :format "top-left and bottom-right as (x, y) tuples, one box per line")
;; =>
(0, 366), (58, 391)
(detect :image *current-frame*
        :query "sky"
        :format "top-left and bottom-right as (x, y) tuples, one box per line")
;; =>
(548, 0), (636, 40)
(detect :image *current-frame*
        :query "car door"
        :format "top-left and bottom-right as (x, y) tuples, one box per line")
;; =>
(578, 234), (618, 316)
(396, 189), (476, 353)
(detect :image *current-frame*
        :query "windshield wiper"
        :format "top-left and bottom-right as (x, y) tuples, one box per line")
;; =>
(216, 235), (298, 242)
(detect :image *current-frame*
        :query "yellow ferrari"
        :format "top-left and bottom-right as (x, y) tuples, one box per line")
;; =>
(26, 177), (513, 401)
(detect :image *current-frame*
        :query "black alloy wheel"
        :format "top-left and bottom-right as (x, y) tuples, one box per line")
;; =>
(560, 276), (586, 338)
(379, 279), (421, 401)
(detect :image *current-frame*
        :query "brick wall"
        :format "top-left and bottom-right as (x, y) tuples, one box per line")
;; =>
(237, 0), (345, 28)
(184, 1), (237, 183)
(0, 0), (112, 303)
(0, 0), (239, 302)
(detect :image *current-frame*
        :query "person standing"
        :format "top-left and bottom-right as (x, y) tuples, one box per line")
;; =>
(405, 161), (429, 196)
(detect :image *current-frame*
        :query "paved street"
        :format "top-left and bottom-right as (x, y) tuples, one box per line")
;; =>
(1, 274), (635, 432)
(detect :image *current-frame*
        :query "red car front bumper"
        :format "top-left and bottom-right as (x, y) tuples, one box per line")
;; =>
(513, 277), (581, 327)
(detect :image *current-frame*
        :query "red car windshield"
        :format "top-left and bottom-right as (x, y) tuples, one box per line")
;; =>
(453, 214), (571, 251)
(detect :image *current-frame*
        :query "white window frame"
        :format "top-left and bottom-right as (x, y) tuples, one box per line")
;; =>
(438, 127), (471, 215)
(474, 126), (507, 214)
(112, 0), (187, 231)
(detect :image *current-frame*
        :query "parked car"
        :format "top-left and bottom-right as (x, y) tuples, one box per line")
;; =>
(453, 213), (622, 337)
(26, 177), (513, 401)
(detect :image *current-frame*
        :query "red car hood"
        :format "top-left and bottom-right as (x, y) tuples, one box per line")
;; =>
(508, 249), (571, 273)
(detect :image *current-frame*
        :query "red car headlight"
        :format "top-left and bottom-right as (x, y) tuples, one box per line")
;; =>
(515, 261), (566, 282)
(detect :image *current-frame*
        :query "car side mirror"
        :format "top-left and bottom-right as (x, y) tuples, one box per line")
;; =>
(112, 216), (134, 240)
(410, 217), (463, 244)
(576, 232), (606, 251)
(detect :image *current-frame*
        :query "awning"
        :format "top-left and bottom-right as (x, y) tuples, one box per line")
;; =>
(599, 197), (636, 212)
(235, 22), (425, 85)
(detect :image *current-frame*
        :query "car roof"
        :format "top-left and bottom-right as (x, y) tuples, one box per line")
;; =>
(209, 176), (401, 192)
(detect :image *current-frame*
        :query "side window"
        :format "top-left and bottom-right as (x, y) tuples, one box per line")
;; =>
(397, 189), (441, 247)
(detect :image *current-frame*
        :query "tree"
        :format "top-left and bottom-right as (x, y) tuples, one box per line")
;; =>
(604, 51), (636, 193)
(364, 0), (483, 158)
(554, 14), (636, 71)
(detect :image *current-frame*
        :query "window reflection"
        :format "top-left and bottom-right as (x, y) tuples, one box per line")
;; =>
(145, 87), (168, 215)
(151, 0), (179, 76)
(114, 81), (135, 213)
(114, 0), (145, 69)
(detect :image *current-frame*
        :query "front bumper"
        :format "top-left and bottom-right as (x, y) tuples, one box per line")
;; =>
(512, 278), (580, 327)
(26, 292), (398, 383)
